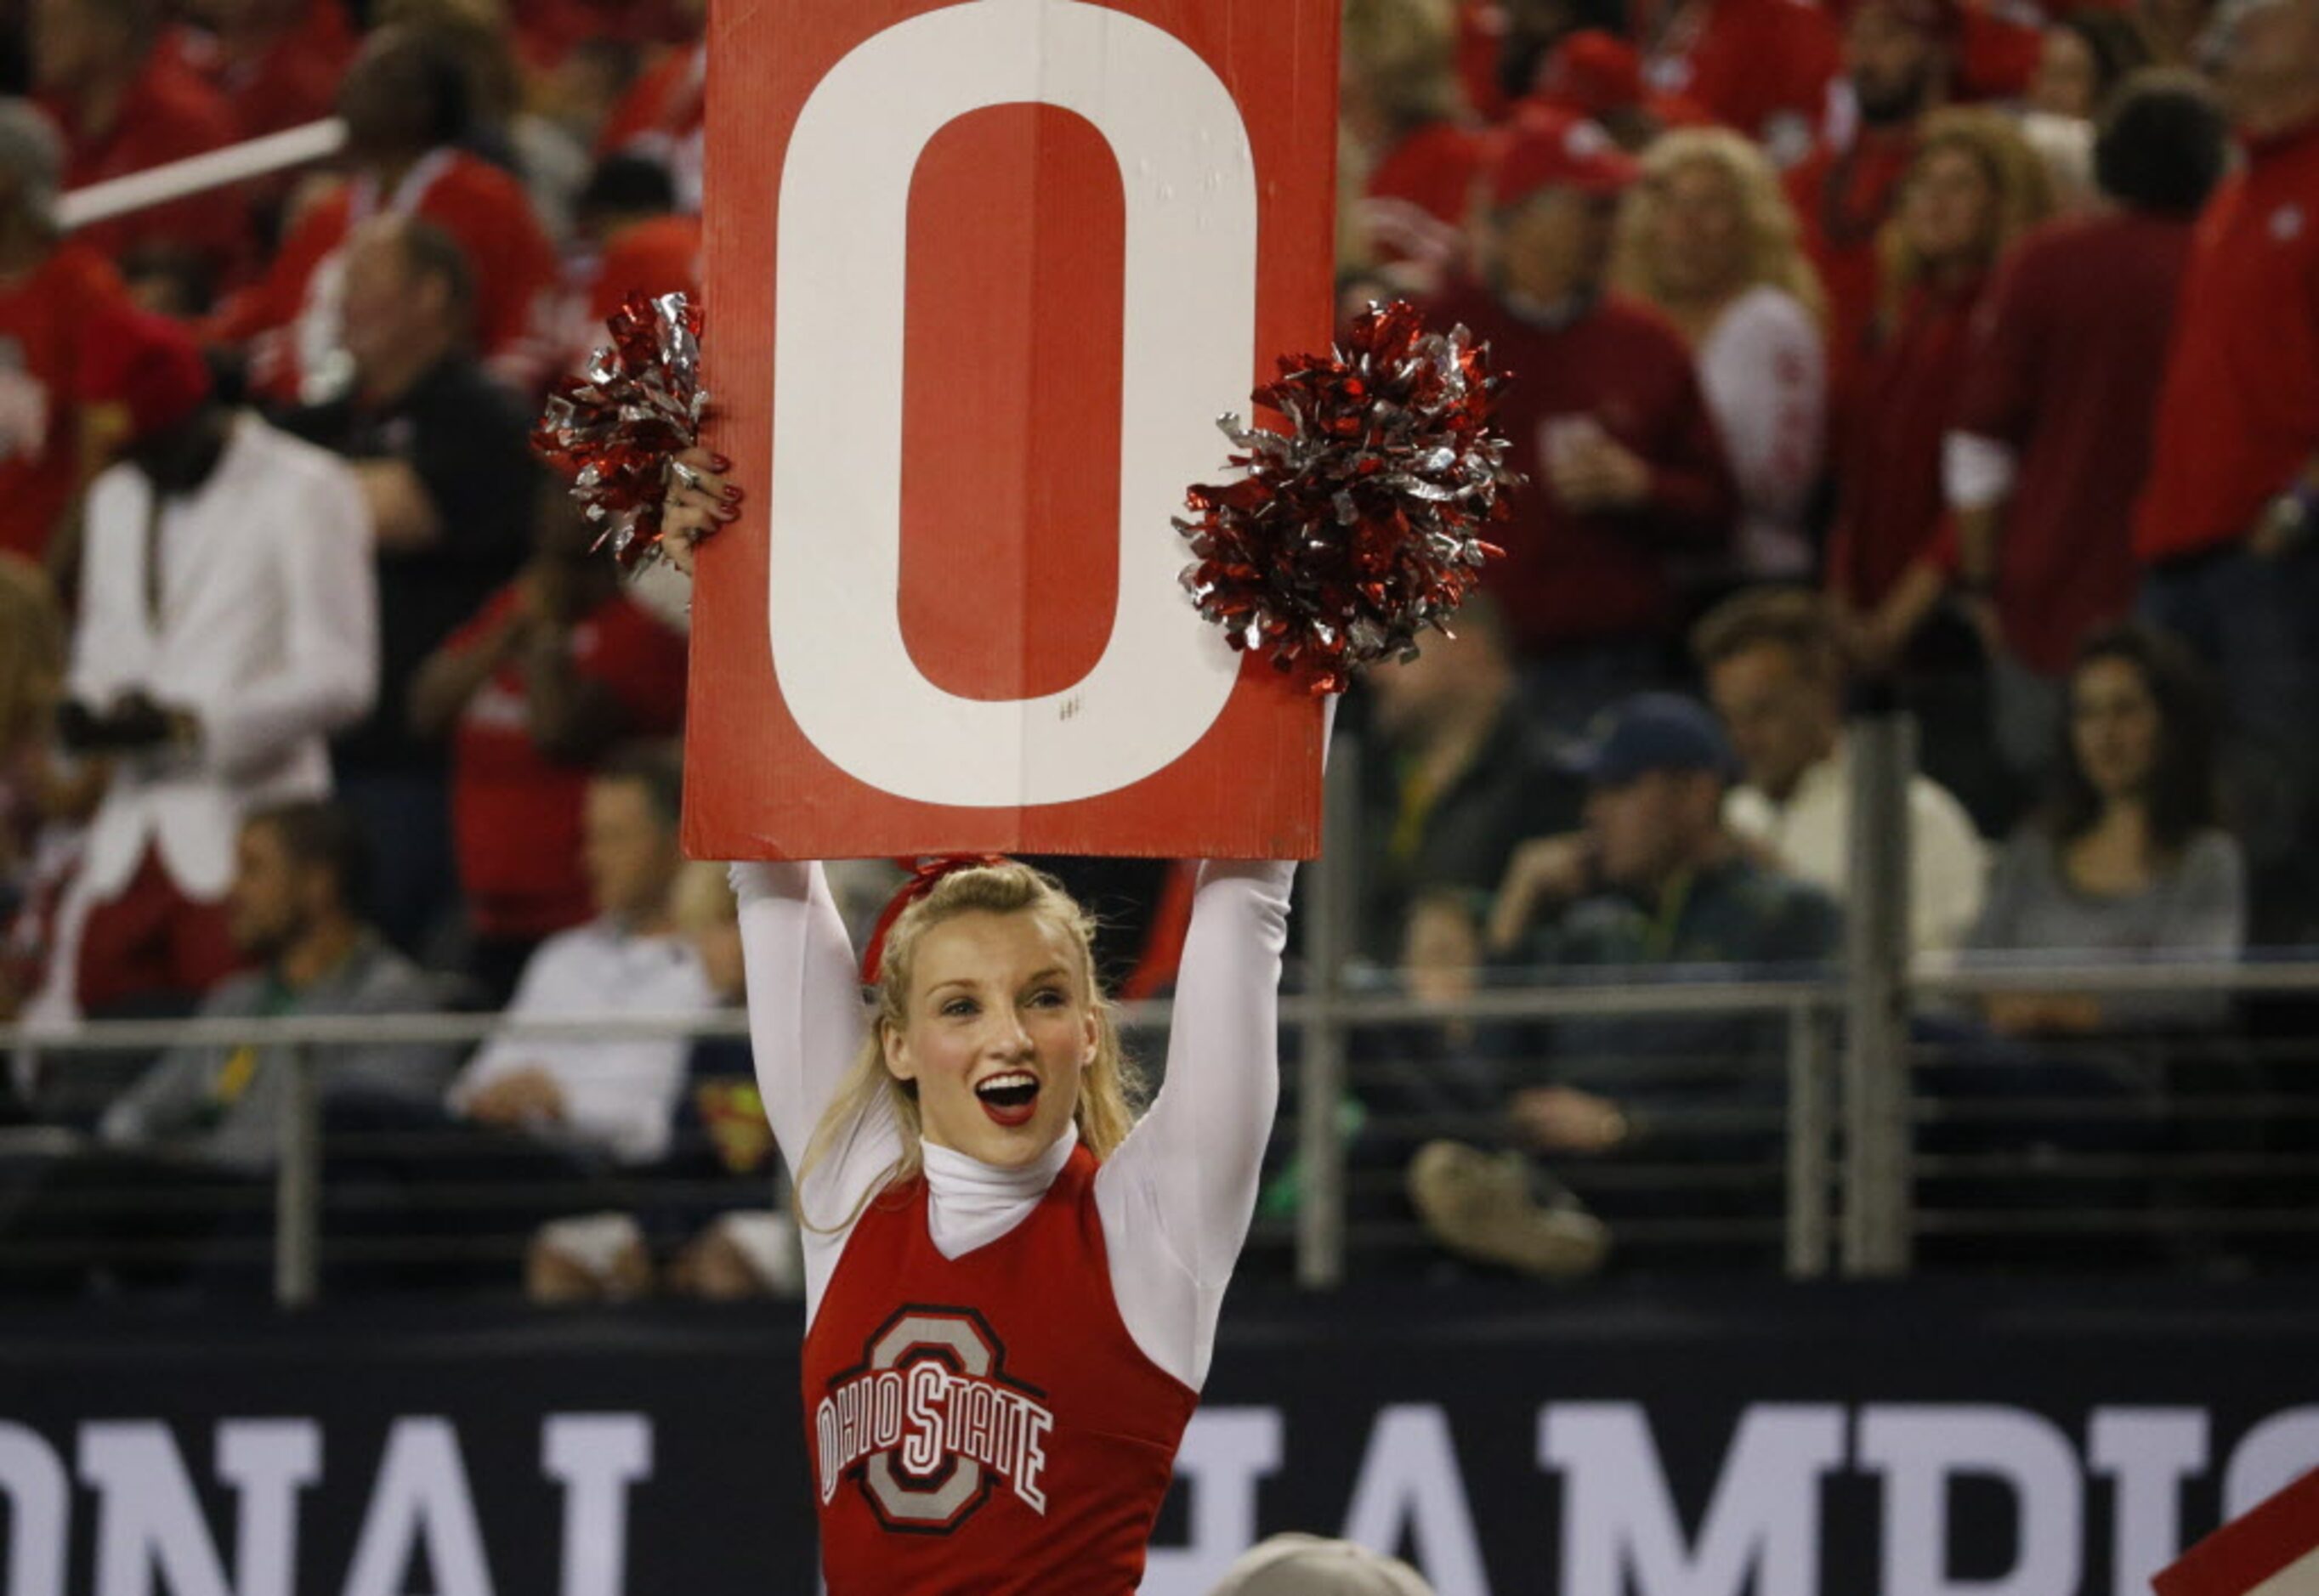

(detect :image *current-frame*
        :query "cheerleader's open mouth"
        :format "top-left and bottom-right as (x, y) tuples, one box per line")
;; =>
(974, 1071), (1041, 1128)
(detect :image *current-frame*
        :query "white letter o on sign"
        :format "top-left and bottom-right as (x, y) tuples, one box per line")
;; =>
(770, 0), (1255, 807)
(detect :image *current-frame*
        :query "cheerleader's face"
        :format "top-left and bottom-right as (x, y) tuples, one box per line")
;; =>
(883, 909), (1099, 1167)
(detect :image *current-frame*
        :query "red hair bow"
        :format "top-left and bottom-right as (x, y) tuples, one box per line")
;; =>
(859, 855), (1010, 985)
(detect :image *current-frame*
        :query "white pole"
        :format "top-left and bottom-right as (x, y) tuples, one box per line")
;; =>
(57, 117), (348, 231)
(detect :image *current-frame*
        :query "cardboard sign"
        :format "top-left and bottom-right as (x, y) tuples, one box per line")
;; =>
(2156, 1470), (2319, 1596)
(687, 0), (1339, 860)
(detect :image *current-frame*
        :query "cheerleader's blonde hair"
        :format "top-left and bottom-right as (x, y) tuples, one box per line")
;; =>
(794, 863), (1145, 1235)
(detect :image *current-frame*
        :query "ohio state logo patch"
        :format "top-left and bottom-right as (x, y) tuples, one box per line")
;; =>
(814, 1305), (1054, 1531)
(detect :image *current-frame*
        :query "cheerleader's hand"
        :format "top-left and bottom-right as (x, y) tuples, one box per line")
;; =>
(661, 447), (742, 576)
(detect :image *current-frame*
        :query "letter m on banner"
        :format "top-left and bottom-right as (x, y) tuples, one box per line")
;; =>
(688, 0), (1338, 860)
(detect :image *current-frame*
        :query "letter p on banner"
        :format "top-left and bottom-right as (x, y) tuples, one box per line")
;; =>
(689, 0), (1338, 859)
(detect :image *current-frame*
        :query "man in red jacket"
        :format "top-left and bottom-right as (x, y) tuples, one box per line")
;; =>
(1432, 107), (1736, 733)
(2135, 0), (2319, 879)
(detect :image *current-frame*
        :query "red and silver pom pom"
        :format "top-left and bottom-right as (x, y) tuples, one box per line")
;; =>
(532, 290), (708, 572)
(1177, 300), (1517, 695)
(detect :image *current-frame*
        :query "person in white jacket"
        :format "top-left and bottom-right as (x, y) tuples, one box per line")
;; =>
(1694, 586), (1987, 954)
(30, 308), (375, 1022)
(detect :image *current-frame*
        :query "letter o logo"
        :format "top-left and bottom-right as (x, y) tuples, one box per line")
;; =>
(770, 0), (1255, 806)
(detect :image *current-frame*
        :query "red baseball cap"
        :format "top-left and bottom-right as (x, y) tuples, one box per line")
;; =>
(1488, 106), (1641, 207)
(1531, 29), (1645, 119)
(78, 305), (213, 444)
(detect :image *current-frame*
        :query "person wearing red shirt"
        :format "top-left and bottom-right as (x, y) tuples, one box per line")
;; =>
(2135, 0), (2319, 876)
(1834, 109), (2050, 637)
(0, 101), (139, 564)
(1926, 77), (2229, 784)
(1646, 0), (1842, 164)
(1341, 0), (1487, 277)
(163, 0), (354, 142)
(31, 0), (247, 282)
(205, 27), (559, 404)
(1436, 107), (1735, 732)
(541, 154), (701, 378)
(1784, 0), (1957, 410)
(1530, 29), (1713, 151)
(594, 34), (704, 214)
(409, 489), (687, 1000)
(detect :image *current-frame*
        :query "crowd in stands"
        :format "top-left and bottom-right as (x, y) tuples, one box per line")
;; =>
(0, 0), (2310, 1289)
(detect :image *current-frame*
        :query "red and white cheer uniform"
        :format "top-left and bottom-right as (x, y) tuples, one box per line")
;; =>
(734, 857), (1294, 1594)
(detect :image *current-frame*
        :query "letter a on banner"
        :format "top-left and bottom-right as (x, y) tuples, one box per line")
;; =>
(689, 0), (1338, 858)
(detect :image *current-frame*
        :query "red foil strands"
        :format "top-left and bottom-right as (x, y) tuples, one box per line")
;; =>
(1177, 300), (1518, 695)
(531, 290), (708, 572)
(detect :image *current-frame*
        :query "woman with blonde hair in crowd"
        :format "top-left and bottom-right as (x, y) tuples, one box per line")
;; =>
(1830, 106), (2052, 662)
(1612, 126), (1829, 580)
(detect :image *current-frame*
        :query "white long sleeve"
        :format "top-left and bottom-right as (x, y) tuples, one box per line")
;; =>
(197, 450), (377, 781)
(741, 853), (1296, 1390)
(1095, 858), (1295, 1389)
(1698, 286), (1825, 574)
(446, 920), (714, 1163)
(733, 860), (893, 1313)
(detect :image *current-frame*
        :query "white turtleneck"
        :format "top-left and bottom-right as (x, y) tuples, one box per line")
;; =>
(919, 1124), (1080, 1259)
(733, 857), (1295, 1390)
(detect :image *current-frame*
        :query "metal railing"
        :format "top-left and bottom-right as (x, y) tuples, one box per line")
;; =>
(7, 722), (2319, 1303)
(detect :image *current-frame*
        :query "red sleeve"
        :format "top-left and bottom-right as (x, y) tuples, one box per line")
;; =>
(1959, 3), (2044, 100)
(203, 190), (346, 344)
(1953, 235), (2048, 445)
(582, 602), (690, 734)
(1925, 510), (1963, 574)
(1641, 337), (1738, 550)
(445, 585), (521, 656)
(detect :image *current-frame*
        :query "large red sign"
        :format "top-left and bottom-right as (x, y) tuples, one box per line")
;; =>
(686, 0), (1339, 860)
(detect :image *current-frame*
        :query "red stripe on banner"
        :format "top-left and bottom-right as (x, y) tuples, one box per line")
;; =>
(899, 104), (1125, 703)
(2156, 1469), (2319, 1596)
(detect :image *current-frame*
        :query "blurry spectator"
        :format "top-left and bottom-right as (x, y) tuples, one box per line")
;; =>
(1696, 586), (1987, 953)
(162, 0), (354, 143)
(31, 307), (372, 1022)
(2133, 0), (2319, 883)
(1470, 693), (1836, 1265)
(1785, 0), (1958, 405)
(97, 802), (458, 1171)
(1487, 693), (1840, 977)
(1342, 0), (1487, 278)
(1969, 624), (2245, 1033)
(445, 748), (715, 1165)
(2142, 0), (2221, 65)
(375, 0), (592, 245)
(544, 152), (700, 376)
(593, 3), (704, 213)
(1612, 127), (1828, 580)
(1641, 0), (1841, 166)
(281, 213), (537, 956)
(1352, 595), (1581, 963)
(1527, 30), (1706, 154)
(410, 483), (688, 1001)
(0, 98), (137, 563)
(30, 0), (245, 281)
(2027, 8), (2158, 120)
(1908, 75), (2230, 787)
(206, 25), (558, 402)
(1433, 109), (1734, 731)
(1488, 0), (1630, 113)
(1208, 1534), (1437, 1595)
(1835, 108), (2050, 643)
(0, 553), (61, 905)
